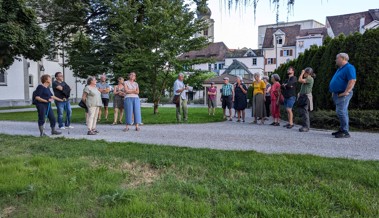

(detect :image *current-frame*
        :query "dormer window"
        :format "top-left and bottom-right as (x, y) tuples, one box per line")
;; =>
(277, 38), (283, 45)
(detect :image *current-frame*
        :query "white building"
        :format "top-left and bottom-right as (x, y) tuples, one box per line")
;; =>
(220, 48), (264, 78)
(0, 54), (86, 107)
(326, 9), (379, 38)
(296, 28), (327, 57)
(258, 19), (324, 49)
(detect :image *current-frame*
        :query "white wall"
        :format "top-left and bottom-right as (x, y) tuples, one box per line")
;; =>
(263, 46), (296, 73)
(0, 59), (25, 101)
(296, 36), (323, 57)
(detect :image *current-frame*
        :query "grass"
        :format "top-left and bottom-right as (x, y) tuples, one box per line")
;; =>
(0, 134), (378, 217)
(0, 107), (224, 125)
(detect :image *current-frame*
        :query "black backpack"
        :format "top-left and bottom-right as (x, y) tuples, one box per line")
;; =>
(31, 90), (37, 105)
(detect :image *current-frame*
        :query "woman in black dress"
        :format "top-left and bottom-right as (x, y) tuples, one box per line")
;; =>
(234, 76), (248, 122)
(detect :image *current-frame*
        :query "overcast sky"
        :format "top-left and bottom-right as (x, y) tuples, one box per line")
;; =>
(194, 0), (378, 49)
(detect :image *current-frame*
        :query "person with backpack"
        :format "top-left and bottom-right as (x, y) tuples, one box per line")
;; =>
(297, 68), (315, 132)
(52, 72), (73, 130)
(33, 74), (63, 136)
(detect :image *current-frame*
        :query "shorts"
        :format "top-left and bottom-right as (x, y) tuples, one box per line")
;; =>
(284, 96), (296, 109)
(101, 98), (109, 107)
(208, 98), (216, 108)
(222, 96), (232, 109)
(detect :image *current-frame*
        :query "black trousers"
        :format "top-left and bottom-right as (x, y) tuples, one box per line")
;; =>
(36, 103), (56, 127)
(265, 96), (271, 117)
(298, 100), (310, 128)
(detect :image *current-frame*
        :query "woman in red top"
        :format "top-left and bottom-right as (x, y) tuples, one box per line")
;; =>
(270, 74), (282, 126)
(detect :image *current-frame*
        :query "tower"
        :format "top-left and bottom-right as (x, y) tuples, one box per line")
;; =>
(194, 0), (215, 42)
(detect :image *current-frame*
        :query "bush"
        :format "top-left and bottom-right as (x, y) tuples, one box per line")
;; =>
(280, 108), (379, 131)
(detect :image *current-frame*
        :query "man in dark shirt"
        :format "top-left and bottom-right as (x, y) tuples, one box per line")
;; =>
(329, 53), (356, 138)
(52, 72), (73, 130)
(281, 66), (297, 129)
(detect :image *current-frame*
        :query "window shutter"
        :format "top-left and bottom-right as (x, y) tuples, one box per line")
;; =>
(264, 58), (267, 65)
(290, 49), (293, 56)
(280, 50), (283, 57)
(273, 58), (276, 64)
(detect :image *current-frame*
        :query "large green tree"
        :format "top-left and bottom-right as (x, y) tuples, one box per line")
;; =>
(0, 0), (49, 71)
(110, 0), (209, 113)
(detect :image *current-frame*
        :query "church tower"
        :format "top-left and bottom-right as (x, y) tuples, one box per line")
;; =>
(194, 1), (215, 42)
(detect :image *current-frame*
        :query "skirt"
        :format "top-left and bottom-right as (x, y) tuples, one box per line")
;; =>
(113, 95), (124, 109)
(253, 93), (266, 118)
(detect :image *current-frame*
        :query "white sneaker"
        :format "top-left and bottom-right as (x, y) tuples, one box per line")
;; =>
(66, 126), (74, 129)
(59, 127), (66, 130)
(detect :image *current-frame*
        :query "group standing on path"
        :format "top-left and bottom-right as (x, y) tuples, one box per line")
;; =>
(32, 53), (356, 139)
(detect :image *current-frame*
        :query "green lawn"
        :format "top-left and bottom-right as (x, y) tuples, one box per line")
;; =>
(0, 107), (224, 124)
(0, 134), (378, 217)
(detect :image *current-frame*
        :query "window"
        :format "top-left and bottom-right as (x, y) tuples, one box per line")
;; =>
(281, 49), (293, 57)
(0, 70), (7, 86)
(298, 41), (304, 48)
(28, 75), (34, 87)
(214, 63), (217, 70)
(277, 38), (283, 45)
(218, 63), (224, 69)
(252, 58), (257, 66)
(208, 63), (212, 71)
(267, 58), (276, 65)
(204, 29), (208, 36)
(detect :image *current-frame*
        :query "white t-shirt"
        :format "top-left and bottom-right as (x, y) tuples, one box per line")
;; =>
(124, 80), (139, 98)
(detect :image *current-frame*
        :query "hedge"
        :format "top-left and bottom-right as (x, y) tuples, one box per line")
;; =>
(274, 28), (379, 110)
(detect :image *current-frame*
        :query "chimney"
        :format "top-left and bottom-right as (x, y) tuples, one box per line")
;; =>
(360, 17), (365, 34)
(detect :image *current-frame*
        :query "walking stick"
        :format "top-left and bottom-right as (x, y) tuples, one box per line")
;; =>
(43, 102), (51, 133)
(65, 100), (70, 135)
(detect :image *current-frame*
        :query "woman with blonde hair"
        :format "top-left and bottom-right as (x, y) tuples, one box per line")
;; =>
(252, 73), (266, 124)
(124, 72), (142, 131)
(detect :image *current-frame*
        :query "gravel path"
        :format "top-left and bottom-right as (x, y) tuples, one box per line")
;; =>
(0, 119), (378, 160)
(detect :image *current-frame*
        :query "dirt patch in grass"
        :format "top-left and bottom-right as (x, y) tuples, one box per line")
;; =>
(2, 206), (16, 217)
(118, 161), (163, 188)
(80, 157), (164, 188)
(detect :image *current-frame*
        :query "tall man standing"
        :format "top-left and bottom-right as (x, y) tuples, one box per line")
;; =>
(173, 73), (189, 122)
(221, 77), (234, 121)
(96, 74), (110, 121)
(329, 53), (356, 138)
(52, 72), (73, 130)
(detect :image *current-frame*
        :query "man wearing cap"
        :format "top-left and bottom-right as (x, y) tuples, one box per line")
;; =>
(207, 82), (217, 116)
(221, 77), (234, 121)
(96, 74), (111, 121)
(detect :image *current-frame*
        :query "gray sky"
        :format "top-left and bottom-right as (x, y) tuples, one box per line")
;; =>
(198, 0), (378, 49)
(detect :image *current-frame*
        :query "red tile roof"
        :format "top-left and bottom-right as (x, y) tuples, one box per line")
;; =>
(326, 9), (379, 36)
(262, 25), (301, 48)
(178, 42), (229, 61)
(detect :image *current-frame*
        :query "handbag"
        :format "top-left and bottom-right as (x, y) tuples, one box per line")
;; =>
(297, 94), (308, 107)
(79, 100), (87, 109)
(172, 95), (180, 106)
(279, 94), (284, 104)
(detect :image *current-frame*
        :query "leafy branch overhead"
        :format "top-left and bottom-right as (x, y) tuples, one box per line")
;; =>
(0, 0), (49, 70)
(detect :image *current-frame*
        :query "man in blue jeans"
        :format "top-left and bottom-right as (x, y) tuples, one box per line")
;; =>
(281, 66), (297, 129)
(52, 72), (73, 130)
(329, 53), (356, 138)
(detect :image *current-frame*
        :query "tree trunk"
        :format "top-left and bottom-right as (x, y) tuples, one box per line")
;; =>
(153, 100), (159, 114)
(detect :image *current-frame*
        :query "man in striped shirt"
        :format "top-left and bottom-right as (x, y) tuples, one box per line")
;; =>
(221, 77), (234, 121)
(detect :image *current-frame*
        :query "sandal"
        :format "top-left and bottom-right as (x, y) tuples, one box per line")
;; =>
(112, 122), (117, 125)
(135, 127), (140, 131)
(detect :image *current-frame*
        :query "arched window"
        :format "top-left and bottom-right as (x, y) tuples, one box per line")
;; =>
(0, 70), (7, 86)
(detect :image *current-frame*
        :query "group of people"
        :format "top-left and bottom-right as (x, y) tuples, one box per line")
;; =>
(208, 52), (356, 138)
(33, 53), (356, 139)
(33, 72), (143, 136)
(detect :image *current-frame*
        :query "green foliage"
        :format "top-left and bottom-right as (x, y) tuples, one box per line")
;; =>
(186, 71), (216, 91)
(0, 134), (379, 217)
(0, 0), (49, 70)
(273, 28), (379, 110)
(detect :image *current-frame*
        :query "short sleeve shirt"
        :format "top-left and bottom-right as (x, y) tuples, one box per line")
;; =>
(208, 87), (217, 100)
(35, 85), (53, 105)
(173, 79), (187, 100)
(84, 86), (102, 107)
(124, 80), (139, 98)
(300, 76), (314, 94)
(96, 82), (110, 99)
(253, 80), (266, 96)
(329, 63), (356, 93)
(221, 83), (233, 96)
